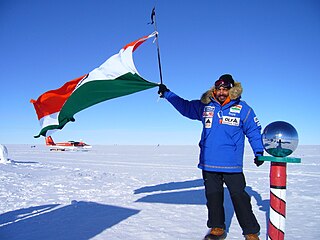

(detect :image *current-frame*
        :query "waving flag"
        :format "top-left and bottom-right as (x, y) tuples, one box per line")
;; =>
(31, 32), (159, 138)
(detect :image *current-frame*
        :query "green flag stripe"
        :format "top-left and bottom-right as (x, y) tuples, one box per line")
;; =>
(58, 72), (158, 124)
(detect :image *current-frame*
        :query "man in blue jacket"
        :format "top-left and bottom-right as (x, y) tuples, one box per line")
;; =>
(158, 74), (264, 240)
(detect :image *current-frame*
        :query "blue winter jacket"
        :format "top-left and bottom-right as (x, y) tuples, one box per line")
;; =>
(163, 90), (264, 173)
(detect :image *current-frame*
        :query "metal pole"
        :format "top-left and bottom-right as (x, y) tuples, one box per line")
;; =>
(150, 7), (163, 84)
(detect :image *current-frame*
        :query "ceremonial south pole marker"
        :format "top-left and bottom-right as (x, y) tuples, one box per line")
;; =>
(259, 121), (301, 240)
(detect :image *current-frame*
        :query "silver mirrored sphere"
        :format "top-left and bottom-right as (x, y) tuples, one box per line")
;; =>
(262, 121), (299, 157)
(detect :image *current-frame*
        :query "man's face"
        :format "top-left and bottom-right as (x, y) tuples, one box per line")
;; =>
(214, 87), (230, 104)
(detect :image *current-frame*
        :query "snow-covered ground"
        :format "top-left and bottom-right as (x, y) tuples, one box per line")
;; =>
(0, 144), (319, 239)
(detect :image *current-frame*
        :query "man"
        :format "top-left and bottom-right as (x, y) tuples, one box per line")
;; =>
(158, 74), (264, 240)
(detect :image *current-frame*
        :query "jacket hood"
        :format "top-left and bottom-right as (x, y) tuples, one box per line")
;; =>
(200, 82), (243, 104)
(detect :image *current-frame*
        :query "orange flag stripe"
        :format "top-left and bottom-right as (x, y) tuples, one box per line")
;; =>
(30, 74), (87, 120)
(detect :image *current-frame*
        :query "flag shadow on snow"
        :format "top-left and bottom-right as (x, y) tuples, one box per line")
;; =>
(134, 179), (269, 233)
(0, 201), (139, 240)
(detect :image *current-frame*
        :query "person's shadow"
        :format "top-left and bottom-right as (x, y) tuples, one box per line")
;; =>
(246, 186), (270, 239)
(0, 201), (139, 240)
(135, 179), (269, 233)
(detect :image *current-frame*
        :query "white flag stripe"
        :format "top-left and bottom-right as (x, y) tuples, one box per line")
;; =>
(76, 32), (157, 90)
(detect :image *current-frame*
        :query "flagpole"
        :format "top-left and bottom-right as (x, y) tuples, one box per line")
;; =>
(150, 7), (164, 84)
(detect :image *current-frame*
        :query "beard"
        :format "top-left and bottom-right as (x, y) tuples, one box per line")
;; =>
(216, 93), (228, 104)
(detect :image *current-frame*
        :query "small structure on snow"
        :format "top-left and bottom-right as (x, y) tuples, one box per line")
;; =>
(0, 144), (10, 164)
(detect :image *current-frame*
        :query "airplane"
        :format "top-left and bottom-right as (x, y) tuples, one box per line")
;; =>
(45, 136), (92, 151)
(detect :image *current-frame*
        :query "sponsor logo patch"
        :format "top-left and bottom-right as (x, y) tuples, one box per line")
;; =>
(230, 105), (242, 113)
(254, 117), (261, 126)
(203, 106), (215, 117)
(222, 116), (240, 126)
(203, 112), (214, 117)
(205, 118), (212, 128)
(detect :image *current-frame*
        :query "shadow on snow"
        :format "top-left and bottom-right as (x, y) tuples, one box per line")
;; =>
(134, 179), (269, 233)
(0, 201), (139, 240)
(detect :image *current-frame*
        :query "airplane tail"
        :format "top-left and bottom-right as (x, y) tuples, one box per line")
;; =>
(45, 136), (55, 145)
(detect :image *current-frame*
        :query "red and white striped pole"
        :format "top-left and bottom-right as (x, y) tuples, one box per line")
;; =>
(259, 156), (301, 240)
(268, 162), (287, 240)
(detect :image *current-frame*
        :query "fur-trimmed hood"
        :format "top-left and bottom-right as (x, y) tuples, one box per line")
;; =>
(200, 82), (243, 104)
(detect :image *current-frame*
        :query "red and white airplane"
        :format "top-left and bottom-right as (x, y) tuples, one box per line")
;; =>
(45, 136), (92, 151)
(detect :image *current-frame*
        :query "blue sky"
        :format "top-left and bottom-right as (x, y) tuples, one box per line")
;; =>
(1, 0), (319, 145)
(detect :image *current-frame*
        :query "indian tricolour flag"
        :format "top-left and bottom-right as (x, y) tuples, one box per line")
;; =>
(31, 32), (159, 138)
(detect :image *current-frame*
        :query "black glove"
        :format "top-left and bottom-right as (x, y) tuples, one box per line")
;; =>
(158, 84), (169, 98)
(254, 152), (264, 167)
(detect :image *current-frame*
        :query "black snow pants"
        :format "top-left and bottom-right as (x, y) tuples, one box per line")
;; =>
(202, 170), (260, 235)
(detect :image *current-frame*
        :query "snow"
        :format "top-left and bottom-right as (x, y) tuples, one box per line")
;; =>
(1, 144), (319, 239)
